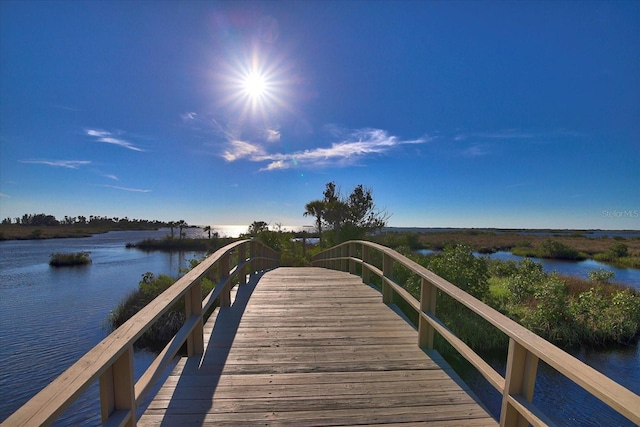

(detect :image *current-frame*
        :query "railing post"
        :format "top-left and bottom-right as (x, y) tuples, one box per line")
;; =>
(500, 338), (539, 427)
(250, 240), (257, 276)
(349, 242), (356, 274)
(219, 252), (231, 307)
(99, 346), (135, 427)
(382, 253), (393, 304)
(362, 244), (370, 284)
(185, 279), (204, 356)
(418, 278), (437, 349)
(238, 243), (247, 285)
(340, 244), (348, 271)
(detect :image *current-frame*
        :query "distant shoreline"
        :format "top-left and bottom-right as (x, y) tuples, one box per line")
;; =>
(1, 223), (639, 242)
(0, 224), (163, 241)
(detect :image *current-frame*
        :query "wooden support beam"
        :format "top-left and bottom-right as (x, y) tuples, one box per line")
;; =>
(99, 347), (135, 427)
(382, 254), (393, 304)
(185, 279), (204, 356)
(418, 278), (437, 349)
(501, 338), (539, 427)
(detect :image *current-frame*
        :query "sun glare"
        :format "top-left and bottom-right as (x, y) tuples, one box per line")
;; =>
(244, 73), (267, 99)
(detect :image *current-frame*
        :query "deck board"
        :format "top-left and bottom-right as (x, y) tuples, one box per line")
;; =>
(138, 267), (497, 426)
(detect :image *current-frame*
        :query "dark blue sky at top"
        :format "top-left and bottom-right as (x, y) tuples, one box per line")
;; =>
(1, 1), (638, 229)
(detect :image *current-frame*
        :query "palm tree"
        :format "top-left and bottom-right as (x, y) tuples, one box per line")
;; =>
(203, 225), (212, 239)
(177, 220), (187, 240)
(303, 200), (325, 239)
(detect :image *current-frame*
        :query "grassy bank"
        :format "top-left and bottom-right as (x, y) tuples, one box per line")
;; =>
(0, 224), (161, 240)
(108, 263), (218, 352)
(126, 237), (239, 252)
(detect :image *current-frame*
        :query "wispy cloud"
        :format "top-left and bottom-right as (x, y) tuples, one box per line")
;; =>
(104, 174), (119, 181)
(20, 159), (91, 169)
(255, 128), (427, 171)
(462, 144), (489, 157)
(0, 193), (10, 198)
(220, 127), (427, 171)
(222, 140), (266, 161)
(100, 185), (151, 193)
(265, 128), (280, 142)
(85, 129), (145, 152)
(455, 130), (535, 141)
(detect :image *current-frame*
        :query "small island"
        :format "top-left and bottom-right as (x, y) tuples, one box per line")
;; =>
(49, 252), (92, 267)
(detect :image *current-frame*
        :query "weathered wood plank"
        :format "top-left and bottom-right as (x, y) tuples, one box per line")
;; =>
(139, 267), (497, 426)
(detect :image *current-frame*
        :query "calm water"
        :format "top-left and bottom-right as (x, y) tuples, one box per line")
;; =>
(1, 230), (638, 425)
(0, 229), (206, 425)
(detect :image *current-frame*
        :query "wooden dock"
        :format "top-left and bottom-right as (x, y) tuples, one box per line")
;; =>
(138, 267), (497, 426)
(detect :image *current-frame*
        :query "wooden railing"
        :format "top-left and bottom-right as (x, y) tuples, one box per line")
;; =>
(4, 239), (279, 427)
(312, 240), (640, 427)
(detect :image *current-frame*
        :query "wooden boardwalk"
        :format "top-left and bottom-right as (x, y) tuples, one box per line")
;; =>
(138, 267), (497, 426)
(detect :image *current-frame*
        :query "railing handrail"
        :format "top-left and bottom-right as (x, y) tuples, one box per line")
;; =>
(4, 239), (279, 427)
(312, 240), (640, 426)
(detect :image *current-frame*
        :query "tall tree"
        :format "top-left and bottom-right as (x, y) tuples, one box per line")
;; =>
(305, 182), (389, 244)
(247, 221), (269, 237)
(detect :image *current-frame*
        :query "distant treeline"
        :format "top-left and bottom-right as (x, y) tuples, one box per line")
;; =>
(2, 213), (166, 228)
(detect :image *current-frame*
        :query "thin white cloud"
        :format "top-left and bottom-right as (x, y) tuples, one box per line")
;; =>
(105, 174), (119, 181)
(20, 159), (91, 169)
(101, 185), (151, 193)
(254, 128), (427, 171)
(462, 145), (488, 157)
(0, 193), (10, 198)
(265, 128), (280, 142)
(85, 129), (145, 152)
(181, 112), (197, 120)
(222, 139), (266, 161)
(455, 130), (535, 141)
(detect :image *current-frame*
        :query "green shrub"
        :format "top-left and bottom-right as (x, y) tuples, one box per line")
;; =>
(569, 288), (640, 346)
(426, 244), (489, 300)
(505, 258), (546, 304)
(538, 239), (584, 260)
(588, 268), (615, 284)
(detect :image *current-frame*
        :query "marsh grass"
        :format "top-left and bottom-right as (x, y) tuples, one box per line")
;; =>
(49, 252), (92, 267)
(108, 270), (215, 352)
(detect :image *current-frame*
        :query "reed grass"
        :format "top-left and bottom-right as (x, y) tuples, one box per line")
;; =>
(49, 252), (92, 267)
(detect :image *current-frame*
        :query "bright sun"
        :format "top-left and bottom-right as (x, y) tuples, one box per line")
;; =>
(243, 73), (267, 99)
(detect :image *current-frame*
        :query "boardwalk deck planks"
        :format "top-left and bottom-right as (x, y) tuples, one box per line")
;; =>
(138, 267), (497, 426)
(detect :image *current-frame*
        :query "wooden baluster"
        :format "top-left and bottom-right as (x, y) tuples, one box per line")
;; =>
(185, 279), (204, 356)
(219, 252), (231, 307)
(99, 346), (135, 426)
(500, 338), (539, 427)
(340, 244), (348, 271)
(382, 253), (393, 304)
(349, 242), (356, 274)
(362, 244), (370, 284)
(238, 243), (247, 285)
(418, 278), (437, 349)
(250, 240), (257, 276)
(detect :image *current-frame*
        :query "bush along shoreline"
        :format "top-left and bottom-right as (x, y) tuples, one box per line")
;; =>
(49, 252), (92, 267)
(108, 259), (216, 352)
(391, 244), (640, 353)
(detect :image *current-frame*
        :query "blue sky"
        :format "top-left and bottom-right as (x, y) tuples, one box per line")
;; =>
(1, 0), (638, 230)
